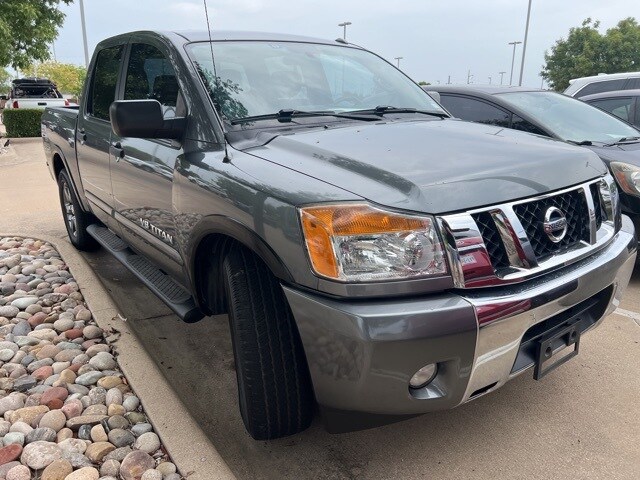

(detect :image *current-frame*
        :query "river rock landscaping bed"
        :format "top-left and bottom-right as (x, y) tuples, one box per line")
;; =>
(0, 237), (179, 480)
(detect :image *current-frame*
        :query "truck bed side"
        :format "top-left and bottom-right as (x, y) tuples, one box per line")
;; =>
(42, 106), (89, 210)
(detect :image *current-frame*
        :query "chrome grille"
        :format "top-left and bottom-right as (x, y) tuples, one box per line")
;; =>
(512, 189), (589, 261)
(590, 183), (603, 230)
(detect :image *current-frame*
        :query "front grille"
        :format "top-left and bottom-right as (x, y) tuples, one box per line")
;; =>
(513, 189), (589, 261)
(472, 212), (510, 269)
(590, 183), (603, 230)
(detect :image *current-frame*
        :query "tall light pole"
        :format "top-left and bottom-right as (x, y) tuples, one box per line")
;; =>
(79, 0), (90, 67)
(394, 56), (403, 68)
(488, 76), (492, 85)
(518, 0), (533, 86)
(508, 41), (522, 85)
(498, 71), (506, 85)
(338, 21), (352, 40)
(467, 69), (473, 84)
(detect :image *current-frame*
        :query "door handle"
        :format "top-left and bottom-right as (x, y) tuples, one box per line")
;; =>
(78, 129), (87, 143)
(110, 141), (125, 161)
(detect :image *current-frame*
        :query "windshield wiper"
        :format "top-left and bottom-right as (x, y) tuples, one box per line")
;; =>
(567, 140), (593, 146)
(230, 109), (380, 125)
(351, 105), (449, 118)
(604, 136), (640, 146)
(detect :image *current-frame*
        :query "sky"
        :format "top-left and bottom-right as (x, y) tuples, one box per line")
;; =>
(51, 0), (639, 88)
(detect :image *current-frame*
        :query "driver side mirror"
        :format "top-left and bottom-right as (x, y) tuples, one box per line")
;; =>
(109, 99), (185, 140)
(0, 95), (7, 101)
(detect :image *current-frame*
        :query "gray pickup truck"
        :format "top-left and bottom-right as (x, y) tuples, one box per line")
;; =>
(42, 30), (637, 440)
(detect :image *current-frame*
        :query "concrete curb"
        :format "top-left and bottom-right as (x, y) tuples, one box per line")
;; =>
(1, 232), (237, 480)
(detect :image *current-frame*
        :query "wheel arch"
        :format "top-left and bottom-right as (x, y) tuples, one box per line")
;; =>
(188, 216), (294, 316)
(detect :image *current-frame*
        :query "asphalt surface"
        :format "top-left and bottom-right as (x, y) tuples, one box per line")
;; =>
(2, 138), (640, 479)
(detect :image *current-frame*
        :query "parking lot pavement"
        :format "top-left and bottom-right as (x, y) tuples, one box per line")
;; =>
(3, 138), (640, 479)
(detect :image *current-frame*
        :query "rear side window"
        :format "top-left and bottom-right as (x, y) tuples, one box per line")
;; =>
(626, 78), (640, 90)
(588, 97), (634, 123)
(439, 95), (511, 127)
(576, 79), (626, 98)
(88, 45), (124, 120)
(124, 44), (179, 111)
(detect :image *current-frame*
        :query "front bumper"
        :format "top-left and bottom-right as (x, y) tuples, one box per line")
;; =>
(283, 215), (637, 432)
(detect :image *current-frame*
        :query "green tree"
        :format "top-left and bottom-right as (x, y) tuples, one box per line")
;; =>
(0, 69), (11, 93)
(0, 0), (73, 70)
(541, 17), (640, 91)
(24, 62), (86, 96)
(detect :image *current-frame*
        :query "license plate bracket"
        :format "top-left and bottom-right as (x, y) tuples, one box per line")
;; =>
(533, 321), (581, 380)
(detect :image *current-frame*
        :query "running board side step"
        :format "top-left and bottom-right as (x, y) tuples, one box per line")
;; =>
(86, 224), (203, 323)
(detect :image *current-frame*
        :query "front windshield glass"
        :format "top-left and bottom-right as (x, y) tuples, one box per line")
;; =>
(187, 41), (445, 121)
(497, 91), (639, 143)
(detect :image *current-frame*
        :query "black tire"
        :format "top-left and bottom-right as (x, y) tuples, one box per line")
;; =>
(57, 169), (98, 251)
(222, 246), (314, 440)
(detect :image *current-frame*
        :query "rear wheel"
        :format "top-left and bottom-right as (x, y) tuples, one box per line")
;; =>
(222, 246), (314, 440)
(57, 169), (98, 251)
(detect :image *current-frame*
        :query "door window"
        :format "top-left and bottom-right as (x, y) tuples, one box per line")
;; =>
(576, 79), (626, 97)
(88, 45), (124, 120)
(588, 97), (634, 122)
(511, 115), (547, 135)
(439, 95), (511, 127)
(124, 43), (180, 116)
(626, 78), (640, 90)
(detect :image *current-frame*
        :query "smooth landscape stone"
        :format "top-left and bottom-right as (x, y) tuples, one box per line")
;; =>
(0, 348), (15, 361)
(20, 440), (63, 469)
(90, 424), (108, 442)
(0, 306), (19, 318)
(51, 361), (71, 374)
(5, 464), (30, 480)
(85, 344), (110, 358)
(108, 428), (135, 448)
(141, 470), (163, 480)
(156, 462), (177, 475)
(61, 450), (92, 468)
(40, 386), (68, 407)
(119, 450), (155, 480)
(10, 296), (38, 310)
(56, 427), (73, 442)
(83, 404), (107, 416)
(122, 395), (140, 412)
(85, 441), (115, 462)
(88, 387), (107, 406)
(66, 414), (108, 430)
(57, 438), (87, 454)
(53, 318), (74, 332)
(125, 412), (146, 425)
(61, 399), (83, 419)
(78, 424), (92, 440)
(11, 376), (36, 393)
(0, 443), (22, 465)
(9, 405), (48, 426)
(67, 384), (90, 396)
(0, 461), (21, 478)
(100, 459), (120, 477)
(41, 458), (73, 480)
(104, 446), (132, 462)
(129, 423), (153, 438)
(107, 404), (126, 416)
(33, 365), (54, 380)
(36, 344), (62, 360)
(2, 432), (24, 447)
(53, 349), (78, 363)
(107, 415), (129, 431)
(9, 422), (32, 436)
(75, 371), (104, 385)
(76, 309), (92, 321)
(82, 326), (102, 340)
(0, 395), (24, 416)
(10, 320), (30, 337)
(105, 388), (122, 406)
(0, 420), (10, 437)
(65, 466), (100, 480)
(39, 409), (67, 432)
(89, 352), (116, 371)
(25, 426), (57, 443)
(134, 431), (160, 454)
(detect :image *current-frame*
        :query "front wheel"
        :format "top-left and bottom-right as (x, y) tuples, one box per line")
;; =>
(57, 169), (98, 251)
(222, 246), (314, 440)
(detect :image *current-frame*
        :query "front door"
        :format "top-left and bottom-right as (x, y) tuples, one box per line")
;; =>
(76, 43), (125, 228)
(110, 40), (186, 279)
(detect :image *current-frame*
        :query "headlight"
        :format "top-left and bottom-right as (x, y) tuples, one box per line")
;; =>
(299, 204), (447, 282)
(610, 162), (640, 196)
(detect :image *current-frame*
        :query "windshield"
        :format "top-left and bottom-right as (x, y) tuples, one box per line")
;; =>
(497, 91), (639, 144)
(187, 41), (445, 121)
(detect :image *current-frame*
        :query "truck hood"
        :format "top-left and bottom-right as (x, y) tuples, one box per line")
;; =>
(588, 141), (640, 168)
(244, 119), (606, 214)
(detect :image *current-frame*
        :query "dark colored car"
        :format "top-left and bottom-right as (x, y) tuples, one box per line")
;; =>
(42, 31), (636, 440)
(581, 89), (640, 128)
(428, 85), (640, 231)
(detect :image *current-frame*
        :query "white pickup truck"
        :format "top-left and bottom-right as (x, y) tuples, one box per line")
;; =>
(2, 77), (69, 113)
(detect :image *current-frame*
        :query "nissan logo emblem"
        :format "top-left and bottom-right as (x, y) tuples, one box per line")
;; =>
(543, 206), (568, 243)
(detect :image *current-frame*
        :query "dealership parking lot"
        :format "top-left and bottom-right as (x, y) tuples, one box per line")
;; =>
(2, 138), (639, 479)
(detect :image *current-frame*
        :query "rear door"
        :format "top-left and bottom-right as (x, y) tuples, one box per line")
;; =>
(76, 40), (126, 227)
(110, 38), (186, 278)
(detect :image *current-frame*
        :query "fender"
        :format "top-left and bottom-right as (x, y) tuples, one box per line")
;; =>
(46, 134), (92, 213)
(184, 214), (294, 314)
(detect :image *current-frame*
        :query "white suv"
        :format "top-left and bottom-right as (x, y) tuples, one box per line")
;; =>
(564, 71), (640, 98)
